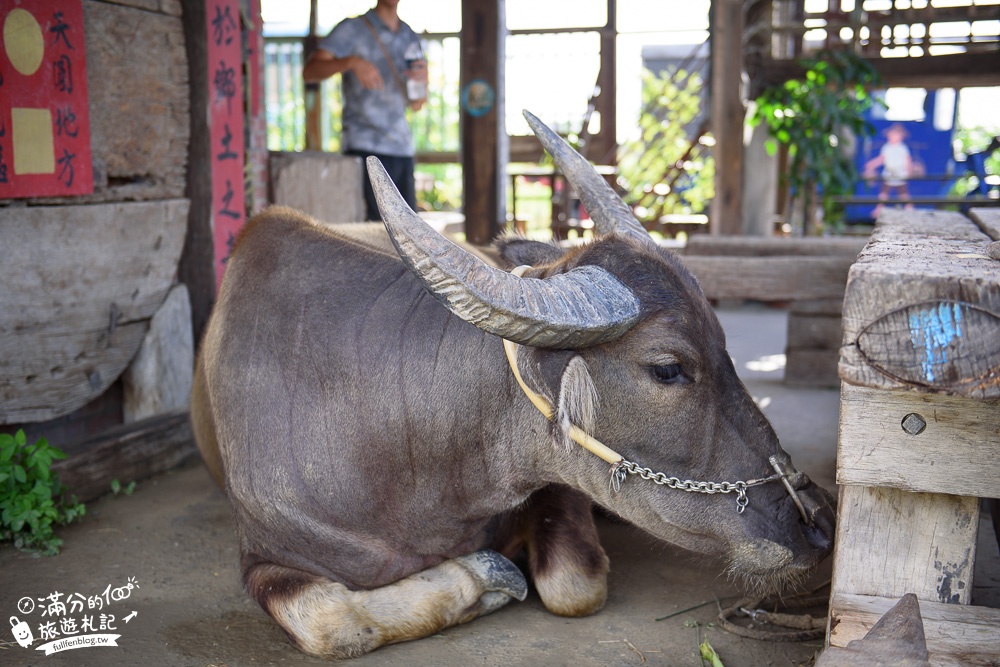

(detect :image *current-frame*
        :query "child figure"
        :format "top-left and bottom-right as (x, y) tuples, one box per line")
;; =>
(864, 123), (914, 219)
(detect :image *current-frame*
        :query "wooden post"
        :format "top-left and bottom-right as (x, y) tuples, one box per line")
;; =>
(588, 0), (617, 166)
(460, 0), (505, 245)
(180, 0), (216, 345)
(709, 0), (744, 235)
(179, 0), (248, 345)
(828, 209), (1000, 664)
(303, 0), (322, 150)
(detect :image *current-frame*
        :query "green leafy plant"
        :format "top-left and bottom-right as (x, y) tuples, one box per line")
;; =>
(0, 430), (85, 555)
(111, 478), (136, 496)
(618, 68), (715, 225)
(699, 640), (725, 667)
(750, 50), (883, 233)
(950, 127), (1000, 197)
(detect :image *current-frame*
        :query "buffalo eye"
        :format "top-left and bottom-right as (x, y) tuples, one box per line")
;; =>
(650, 363), (687, 385)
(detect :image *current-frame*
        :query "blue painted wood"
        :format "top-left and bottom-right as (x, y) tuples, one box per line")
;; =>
(857, 300), (1000, 392)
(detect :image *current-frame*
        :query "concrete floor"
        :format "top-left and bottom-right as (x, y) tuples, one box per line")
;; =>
(0, 305), (993, 667)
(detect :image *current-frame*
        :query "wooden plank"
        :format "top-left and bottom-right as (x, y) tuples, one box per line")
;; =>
(0, 200), (189, 423)
(682, 256), (854, 301)
(98, 0), (183, 16)
(827, 195), (1000, 206)
(787, 313), (842, 350)
(836, 384), (1000, 497)
(840, 209), (1000, 399)
(684, 235), (866, 257)
(969, 208), (1000, 242)
(269, 151), (365, 223)
(790, 297), (843, 316)
(52, 410), (196, 504)
(784, 349), (840, 387)
(831, 485), (979, 606)
(829, 593), (1000, 667)
(758, 51), (1000, 90)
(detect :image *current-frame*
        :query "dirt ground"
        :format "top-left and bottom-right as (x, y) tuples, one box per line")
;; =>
(2, 305), (996, 667)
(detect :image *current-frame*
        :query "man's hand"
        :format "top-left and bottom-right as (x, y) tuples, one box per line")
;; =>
(406, 58), (427, 110)
(350, 56), (384, 90)
(406, 59), (428, 85)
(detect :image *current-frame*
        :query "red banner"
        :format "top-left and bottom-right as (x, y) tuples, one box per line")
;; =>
(0, 0), (93, 198)
(207, 0), (245, 290)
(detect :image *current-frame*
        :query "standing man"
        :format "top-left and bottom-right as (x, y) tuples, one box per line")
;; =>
(304, 0), (427, 221)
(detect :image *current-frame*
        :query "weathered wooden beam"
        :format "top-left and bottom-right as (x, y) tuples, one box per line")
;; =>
(52, 410), (197, 504)
(969, 208), (1000, 242)
(787, 314), (842, 350)
(837, 384), (1000, 497)
(681, 255), (854, 300)
(684, 235), (866, 257)
(827, 195), (1000, 206)
(757, 51), (1000, 90)
(830, 485), (979, 606)
(790, 297), (843, 316)
(0, 200), (189, 424)
(269, 151), (364, 222)
(829, 593), (1000, 667)
(784, 349), (839, 387)
(839, 210), (1000, 399)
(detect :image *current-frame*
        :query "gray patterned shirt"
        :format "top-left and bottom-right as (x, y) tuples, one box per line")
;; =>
(319, 10), (421, 157)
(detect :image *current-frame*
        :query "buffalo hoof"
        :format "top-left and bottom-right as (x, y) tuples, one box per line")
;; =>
(457, 549), (529, 602)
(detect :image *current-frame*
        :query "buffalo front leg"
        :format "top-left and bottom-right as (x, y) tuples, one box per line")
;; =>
(521, 485), (609, 617)
(244, 550), (527, 659)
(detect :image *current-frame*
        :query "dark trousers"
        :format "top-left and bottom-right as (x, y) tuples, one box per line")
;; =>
(345, 150), (416, 222)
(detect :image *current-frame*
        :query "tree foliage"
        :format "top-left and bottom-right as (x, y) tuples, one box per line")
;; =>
(749, 50), (882, 232)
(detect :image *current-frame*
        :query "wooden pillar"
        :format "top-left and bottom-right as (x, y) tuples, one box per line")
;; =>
(179, 0), (248, 345)
(303, 0), (322, 150)
(180, 0), (216, 344)
(460, 0), (505, 245)
(589, 0), (617, 166)
(709, 0), (744, 235)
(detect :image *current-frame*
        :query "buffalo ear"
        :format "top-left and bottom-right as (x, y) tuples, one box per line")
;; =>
(494, 235), (565, 269)
(517, 348), (597, 451)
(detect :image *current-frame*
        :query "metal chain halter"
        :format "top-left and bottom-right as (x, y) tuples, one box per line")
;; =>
(503, 265), (811, 521)
(609, 460), (785, 514)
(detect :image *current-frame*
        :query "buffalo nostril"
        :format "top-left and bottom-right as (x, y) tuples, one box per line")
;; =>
(801, 500), (836, 552)
(803, 519), (833, 551)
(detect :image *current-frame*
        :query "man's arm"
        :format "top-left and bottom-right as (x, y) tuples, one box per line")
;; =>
(303, 47), (384, 90)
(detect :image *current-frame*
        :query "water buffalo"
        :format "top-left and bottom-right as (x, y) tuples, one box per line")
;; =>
(192, 111), (835, 658)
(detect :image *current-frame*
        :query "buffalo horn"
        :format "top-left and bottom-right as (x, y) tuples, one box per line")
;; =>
(523, 110), (651, 245)
(368, 157), (641, 349)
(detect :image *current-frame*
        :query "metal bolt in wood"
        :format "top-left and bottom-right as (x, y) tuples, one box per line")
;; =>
(900, 412), (927, 436)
